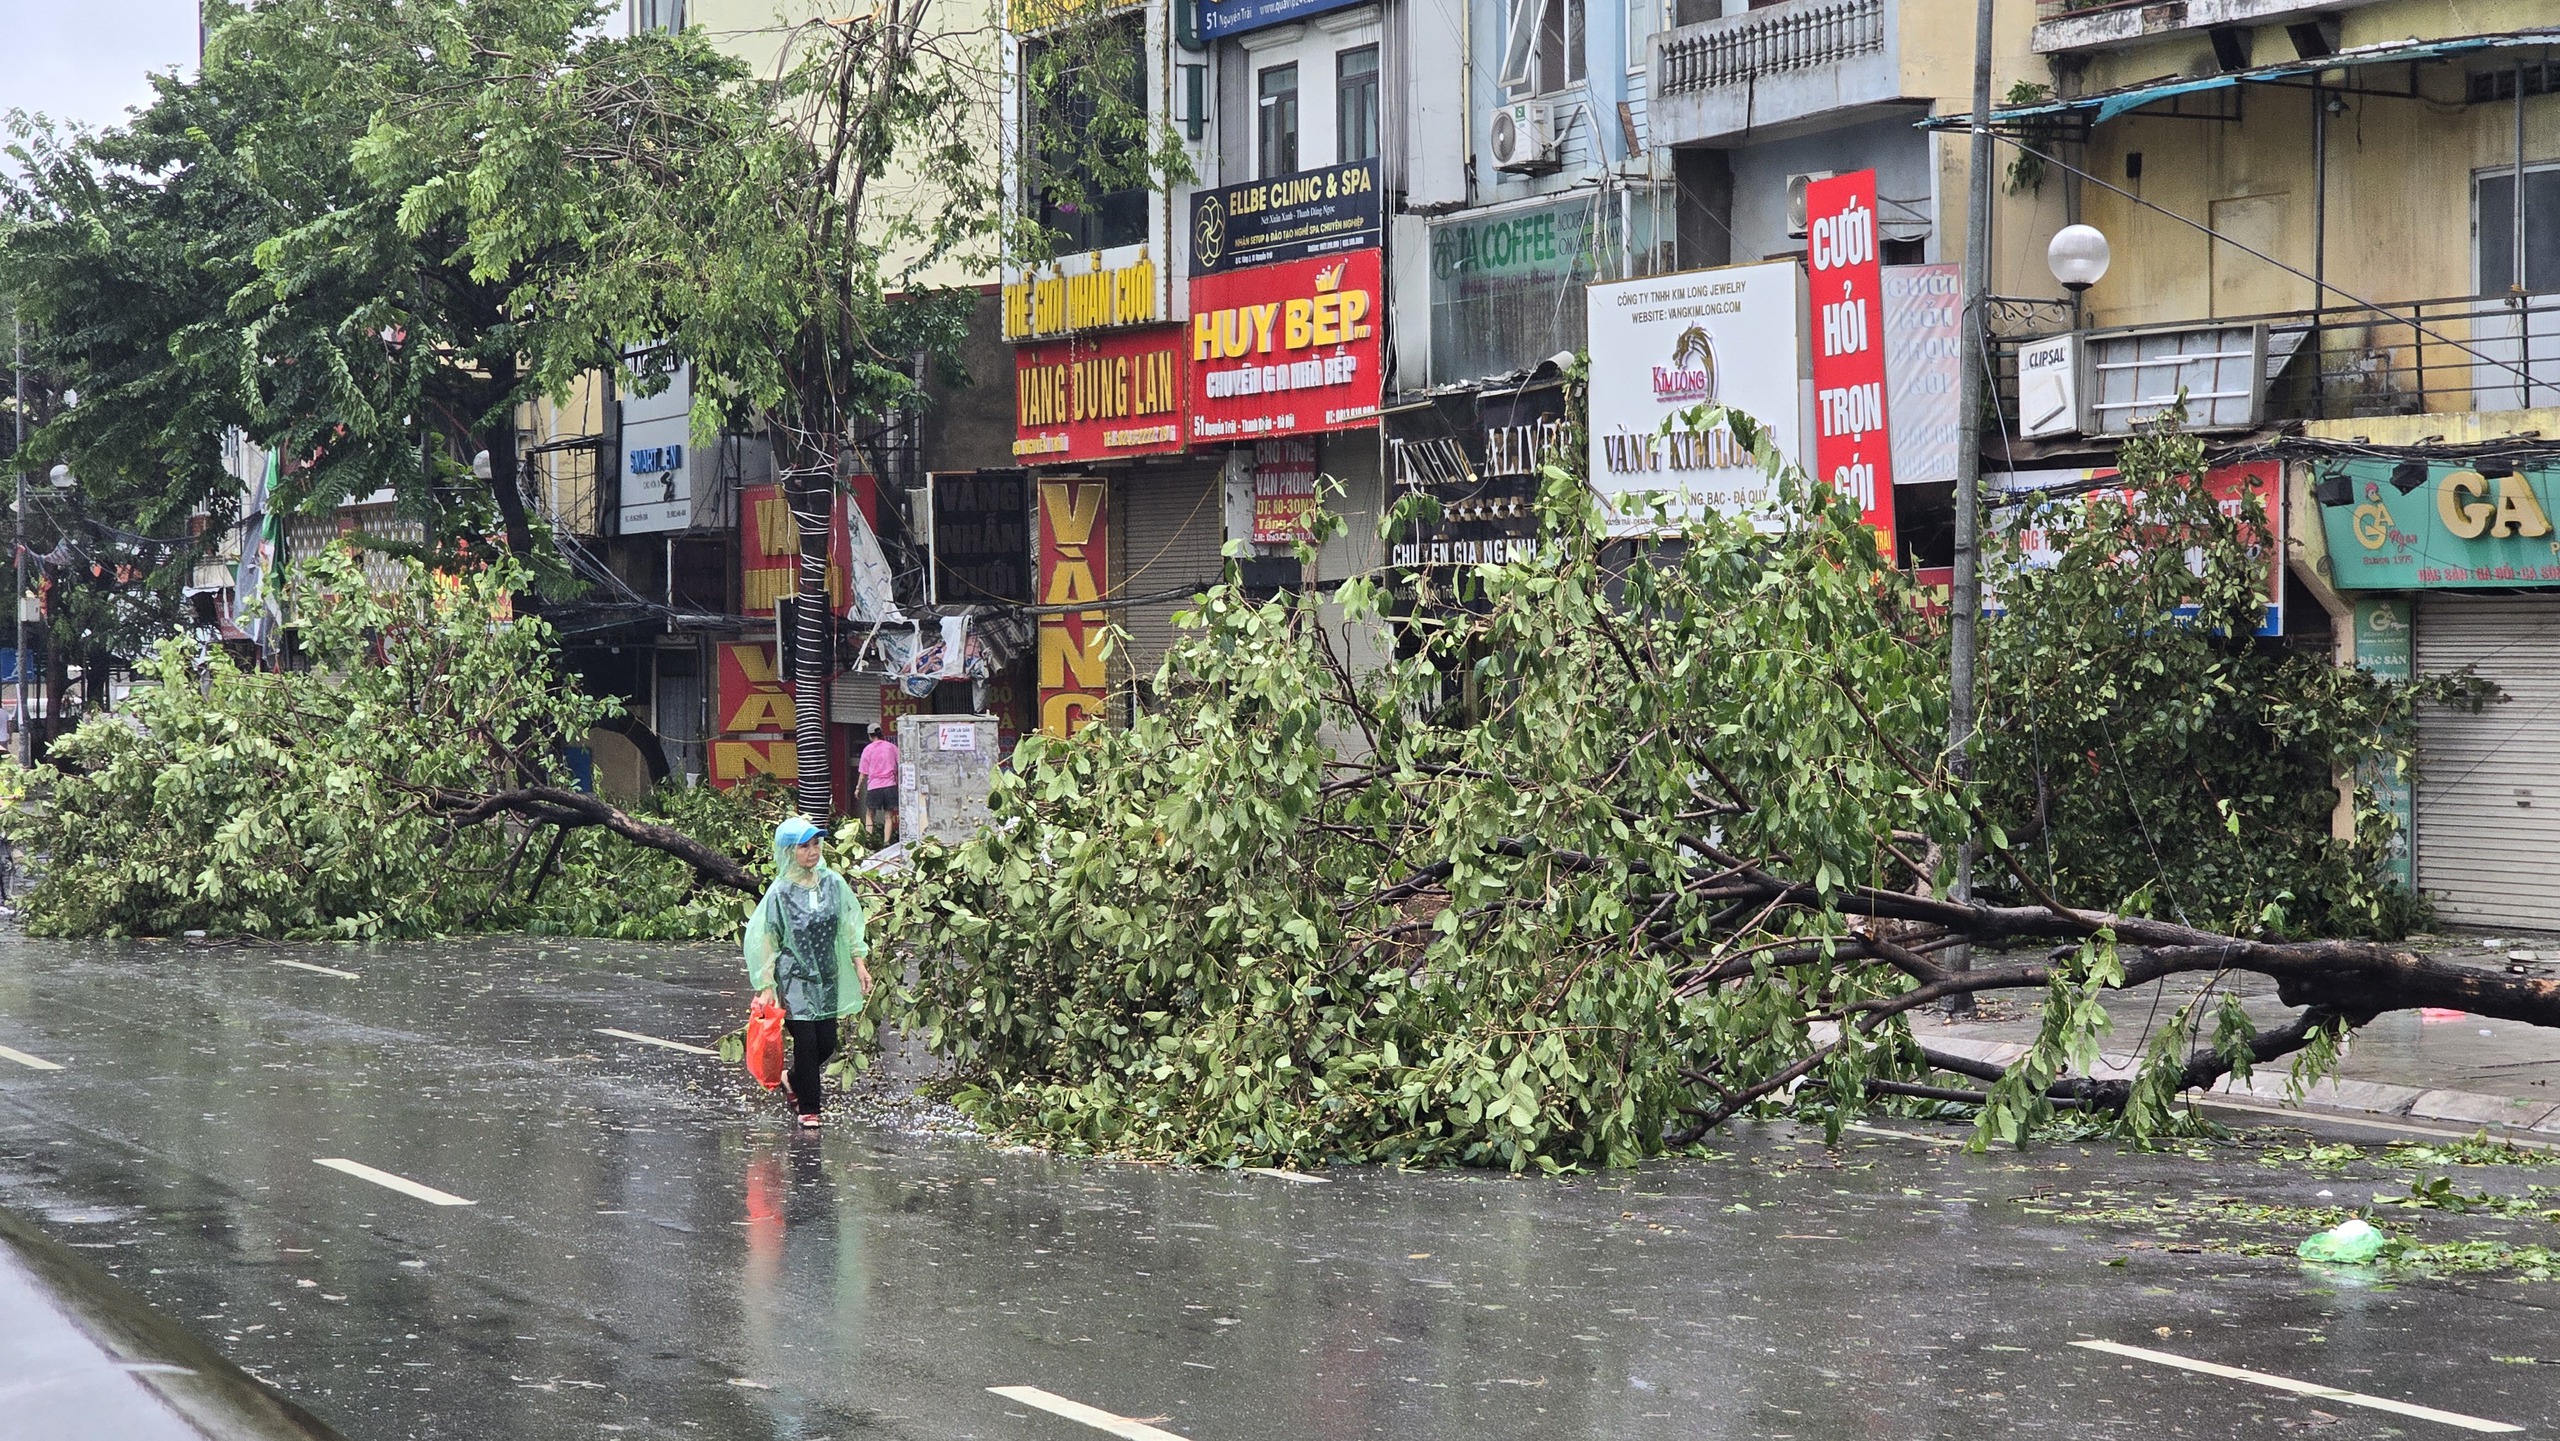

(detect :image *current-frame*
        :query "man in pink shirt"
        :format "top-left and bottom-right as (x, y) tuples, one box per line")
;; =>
(857, 724), (900, 845)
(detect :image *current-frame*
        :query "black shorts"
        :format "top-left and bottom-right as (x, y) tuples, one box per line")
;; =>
(865, 785), (898, 813)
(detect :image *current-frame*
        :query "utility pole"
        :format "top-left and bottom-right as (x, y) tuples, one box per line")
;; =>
(1944, 0), (1998, 1014)
(11, 315), (25, 766)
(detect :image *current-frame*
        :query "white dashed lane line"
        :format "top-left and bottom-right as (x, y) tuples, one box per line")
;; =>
(2072, 1339), (2522, 1434)
(1242, 1167), (1330, 1184)
(987, 1386), (1192, 1441)
(0, 1042), (63, 1071)
(595, 1027), (720, 1057)
(271, 958), (361, 980)
(313, 1158), (476, 1207)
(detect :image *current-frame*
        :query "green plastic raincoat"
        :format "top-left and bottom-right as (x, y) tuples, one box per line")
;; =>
(743, 833), (869, 1021)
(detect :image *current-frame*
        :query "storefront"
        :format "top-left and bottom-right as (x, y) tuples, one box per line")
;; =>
(2317, 455), (2560, 929)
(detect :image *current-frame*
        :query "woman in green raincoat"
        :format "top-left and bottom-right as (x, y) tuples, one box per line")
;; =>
(745, 817), (871, 1128)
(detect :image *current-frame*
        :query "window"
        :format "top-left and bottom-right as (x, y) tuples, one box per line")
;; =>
(1500, 0), (1586, 97)
(1023, 15), (1151, 252)
(633, 0), (686, 33)
(1258, 64), (1300, 177)
(2472, 165), (2560, 409)
(1337, 46), (1379, 164)
(2477, 166), (2560, 294)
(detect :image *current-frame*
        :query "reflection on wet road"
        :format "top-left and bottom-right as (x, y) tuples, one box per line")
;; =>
(1, 932), (2556, 1440)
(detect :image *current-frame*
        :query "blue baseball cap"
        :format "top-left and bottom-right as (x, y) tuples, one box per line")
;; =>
(776, 817), (824, 847)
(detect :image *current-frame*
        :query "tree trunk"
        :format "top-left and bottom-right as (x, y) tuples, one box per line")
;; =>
(419, 782), (761, 895)
(482, 358), (535, 566)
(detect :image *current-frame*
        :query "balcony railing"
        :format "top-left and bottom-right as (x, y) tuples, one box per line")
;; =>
(1993, 291), (2560, 437)
(1654, 0), (1885, 99)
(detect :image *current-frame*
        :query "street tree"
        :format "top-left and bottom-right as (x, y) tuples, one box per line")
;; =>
(885, 407), (2518, 1168)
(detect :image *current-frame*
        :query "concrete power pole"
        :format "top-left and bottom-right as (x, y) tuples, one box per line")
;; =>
(1944, 0), (1999, 1013)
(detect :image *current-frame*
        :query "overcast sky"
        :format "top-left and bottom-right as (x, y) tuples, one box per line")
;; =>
(0, 0), (200, 135)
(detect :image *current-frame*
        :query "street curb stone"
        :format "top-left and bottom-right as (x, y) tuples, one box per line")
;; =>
(2407, 1089), (2560, 1129)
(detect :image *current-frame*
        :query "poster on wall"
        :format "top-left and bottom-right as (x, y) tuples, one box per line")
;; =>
(1036, 476), (1109, 737)
(1189, 159), (1380, 275)
(1883, 264), (1961, 485)
(1188, 248), (1383, 445)
(619, 357), (693, 535)
(1012, 327), (1187, 465)
(1251, 438), (1320, 543)
(1585, 261), (1804, 534)
(1803, 171), (1895, 555)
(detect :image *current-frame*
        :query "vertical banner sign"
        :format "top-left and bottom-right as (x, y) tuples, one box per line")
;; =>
(1251, 438), (1320, 543)
(1037, 478), (1110, 738)
(1804, 170), (1896, 557)
(2351, 597), (2416, 891)
(710, 642), (796, 788)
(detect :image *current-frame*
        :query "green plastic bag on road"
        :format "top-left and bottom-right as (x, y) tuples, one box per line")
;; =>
(2297, 1217), (2386, 1265)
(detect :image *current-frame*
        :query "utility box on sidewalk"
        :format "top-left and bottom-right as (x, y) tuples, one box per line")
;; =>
(894, 714), (1000, 844)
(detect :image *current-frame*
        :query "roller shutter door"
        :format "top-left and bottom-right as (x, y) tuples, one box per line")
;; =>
(2414, 594), (2560, 929)
(1112, 466), (1227, 685)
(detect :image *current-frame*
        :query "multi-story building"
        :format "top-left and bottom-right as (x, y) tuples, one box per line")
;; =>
(1971, 1), (2560, 927)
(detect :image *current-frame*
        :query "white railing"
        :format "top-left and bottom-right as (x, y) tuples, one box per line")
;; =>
(1654, 0), (1886, 97)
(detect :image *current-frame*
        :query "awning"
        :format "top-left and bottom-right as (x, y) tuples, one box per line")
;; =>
(1927, 28), (2560, 130)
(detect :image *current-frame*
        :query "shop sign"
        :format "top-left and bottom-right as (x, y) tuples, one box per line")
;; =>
(1198, 0), (1366, 42)
(1189, 159), (1380, 275)
(1002, 246), (1164, 340)
(739, 483), (854, 616)
(1012, 326), (1187, 465)
(2351, 597), (2415, 891)
(1994, 461), (2284, 636)
(1585, 260), (1803, 534)
(928, 471), (1032, 606)
(2017, 334), (2081, 439)
(1037, 476), (1110, 737)
(1387, 386), (1568, 569)
(1803, 171), (1895, 556)
(2318, 458), (2560, 591)
(1188, 248), (1382, 444)
(1248, 439), (1319, 544)
(1882, 264), (1961, 485)
(619, 358), (694, 535)
(710, 640), (795, 790)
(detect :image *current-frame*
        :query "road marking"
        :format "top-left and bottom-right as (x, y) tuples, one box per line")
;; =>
(313, 1158), (475, 1207)
(2195, 1098), (2559, 1151)
(987, 1386), (1191, 1441)
(1843, 1121), (1965, 1147)
(272, 959), (360, 980)
(595, 1027), (720, 1057)
(2071, 1340), (2521, 1433)
(1242, 1167), (1330, 1184)
(0, 1043), (62, 1071)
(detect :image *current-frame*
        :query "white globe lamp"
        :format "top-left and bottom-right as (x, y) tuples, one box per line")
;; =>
(2047, 224), (2112, 294)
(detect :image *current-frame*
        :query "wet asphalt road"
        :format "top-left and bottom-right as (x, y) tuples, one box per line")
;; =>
(2, 931), (2559, 1441)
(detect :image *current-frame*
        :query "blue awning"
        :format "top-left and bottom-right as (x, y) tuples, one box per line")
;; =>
(1927, 28), (2560, 129)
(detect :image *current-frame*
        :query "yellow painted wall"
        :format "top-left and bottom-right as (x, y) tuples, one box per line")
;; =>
(2062, 0), (2560, 331)
(684, 0), (1000, 290)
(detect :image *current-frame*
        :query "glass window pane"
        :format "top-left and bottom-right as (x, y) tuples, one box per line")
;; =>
(1259, 64), (1299, 177)
(1337, 46), (1379, 164)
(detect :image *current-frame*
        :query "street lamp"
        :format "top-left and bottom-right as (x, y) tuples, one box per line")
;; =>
(2046, 224), (2113, 294)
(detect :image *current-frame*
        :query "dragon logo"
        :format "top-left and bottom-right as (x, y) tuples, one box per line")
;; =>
(1651, 323), (1717, 403)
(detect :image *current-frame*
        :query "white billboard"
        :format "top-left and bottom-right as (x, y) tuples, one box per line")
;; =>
(1586, 261), (1804, 533)
(619, 359), (694, 535)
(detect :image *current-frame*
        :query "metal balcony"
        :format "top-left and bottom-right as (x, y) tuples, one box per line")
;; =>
(1647, 0), (1896, 145)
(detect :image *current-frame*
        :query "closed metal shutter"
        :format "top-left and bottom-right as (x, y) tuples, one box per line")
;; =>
(1112, 465), (1227, 685)
(829, 674), (882, 728)
(2415, 594), (2560, 929)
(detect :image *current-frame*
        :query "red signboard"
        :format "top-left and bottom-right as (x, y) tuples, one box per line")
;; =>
(1188, 247), (1382, 445)
(1805, 170), (1896, 558)
(1036, 476), (1110, 737)
(739, 483), (854, 617)
(1013, 326), (1188, 465)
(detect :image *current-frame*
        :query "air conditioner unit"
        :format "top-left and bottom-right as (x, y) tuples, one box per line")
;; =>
(1490, 100), (1562, 175)
(1785, 171), (1837, 239)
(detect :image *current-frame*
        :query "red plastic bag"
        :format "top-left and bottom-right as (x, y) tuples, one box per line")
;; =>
(745, 995), (787, 1090)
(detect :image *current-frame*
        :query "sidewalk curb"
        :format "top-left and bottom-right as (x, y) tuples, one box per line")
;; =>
(1925, 1035), (2560, 1137)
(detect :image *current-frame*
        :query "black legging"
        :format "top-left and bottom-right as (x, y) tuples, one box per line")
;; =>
(787, 1017), (838, 1116)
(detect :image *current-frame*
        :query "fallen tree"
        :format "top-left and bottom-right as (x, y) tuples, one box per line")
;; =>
(886, 405), (2507, 1166)
(0, 549), (775, 940)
